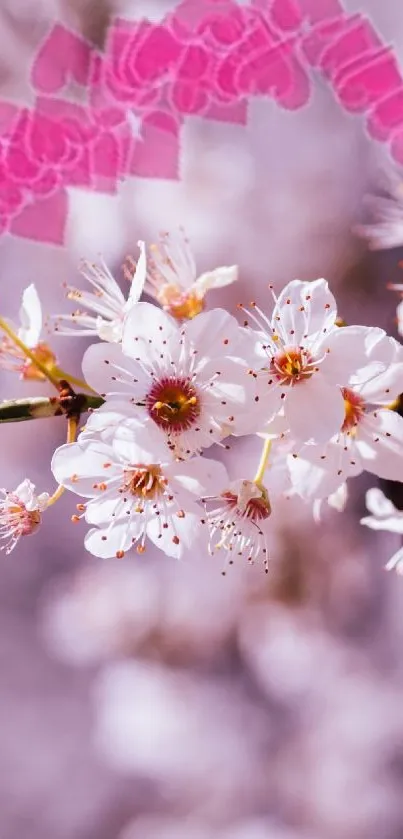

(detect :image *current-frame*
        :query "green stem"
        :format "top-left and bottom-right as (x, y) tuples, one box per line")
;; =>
(0, 394), (104, 423)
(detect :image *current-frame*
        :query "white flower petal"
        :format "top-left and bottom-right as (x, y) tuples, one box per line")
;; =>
(319, 326), (384, 385)
(359, 363), (403, 404)
(361, 513), (403, 534)
(18, 284), (42, 347)
(397, 300), (403, 337)
(85, 493), (125, 525)
(183, 307), (245, 359)
(122, 302), (177, 360)
(146, 508), (204, 559)
(357, 410), (403, 480)
(272, 278), (337, 345)
(82, 342), (148, 398)
(112, 420), (170, 464)
(36, 492), (50, 511)
(365, 487), (399, 519)
(386, 547), (403, 572)
(52, 441), (120, 496)
(96, 317), (124, 343)
(285, 374), (345, 444)
(80, 403), (139, 442)
(193, 265), (238, 295)
(126, 241), (146, 308)
(289, 440), (361, 499)
(84, 522), (139, 559)
(327, 482), (348, 513)
(165, 457), (229, 498)
(15, 478), (36, 506)
(15, 478), (45, 511)
(200, 358), (254, 408)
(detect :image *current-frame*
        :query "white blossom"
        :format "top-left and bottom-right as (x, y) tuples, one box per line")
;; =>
(354, 166), (403, 250)
(249, 279), (368, 444)
(0, 284), (57, 379)
(82, 302), (262, 457)
(53, 242), (146, 342)
(288, 327), (403, 499)
(361, 487), (403, 573)
(202, 436), (297, 574)
(0, 479), (49, 554)
(203, 478), (272, 574)
(51, 420), (228, 560)
(137, 229), (237, 320)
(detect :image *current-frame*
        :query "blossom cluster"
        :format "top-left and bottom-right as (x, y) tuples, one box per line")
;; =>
(2, 0), (403, 245)
(1, 229), (403, 575)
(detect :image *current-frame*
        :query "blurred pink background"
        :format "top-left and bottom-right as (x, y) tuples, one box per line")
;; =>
(1, 2), (403, 838)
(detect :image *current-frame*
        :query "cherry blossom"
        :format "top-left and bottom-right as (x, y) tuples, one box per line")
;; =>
(0, 283), (57, 380)
(361, 488), (403, 573)
(354, 165), (403, 250)
(288, 326), (403, 499)
(248, 278), (369, 444)
(53, 241), (146, 342)
(51, 419), (227, 560)
(0, 479), (49, 554)
(82, 303), (262, 457)
(202, 434), (298, 574)
(203, 477), (272, 574)
(133, 229), (238, 321)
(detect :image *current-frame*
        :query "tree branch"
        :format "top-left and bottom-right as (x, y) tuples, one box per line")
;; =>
(0, 394), (104, 423)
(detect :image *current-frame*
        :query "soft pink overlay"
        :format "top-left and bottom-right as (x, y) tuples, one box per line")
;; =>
(1, 0), (403, 245)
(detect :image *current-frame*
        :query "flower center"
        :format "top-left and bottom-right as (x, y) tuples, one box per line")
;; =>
(121, 465), (166, 501)
(222, 489), (272, 521)
(146, 377), (200, 431)
(157, 284), (204, 320)
(2, 500), (41, 536)
(270, 346), (316, 385)
(341, 387), (365, 433)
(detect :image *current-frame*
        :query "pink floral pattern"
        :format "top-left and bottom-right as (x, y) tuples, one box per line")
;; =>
(0, 0), (402, 244)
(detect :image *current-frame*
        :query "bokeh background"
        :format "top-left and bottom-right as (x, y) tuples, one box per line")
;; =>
(1, 1), (403, 837)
